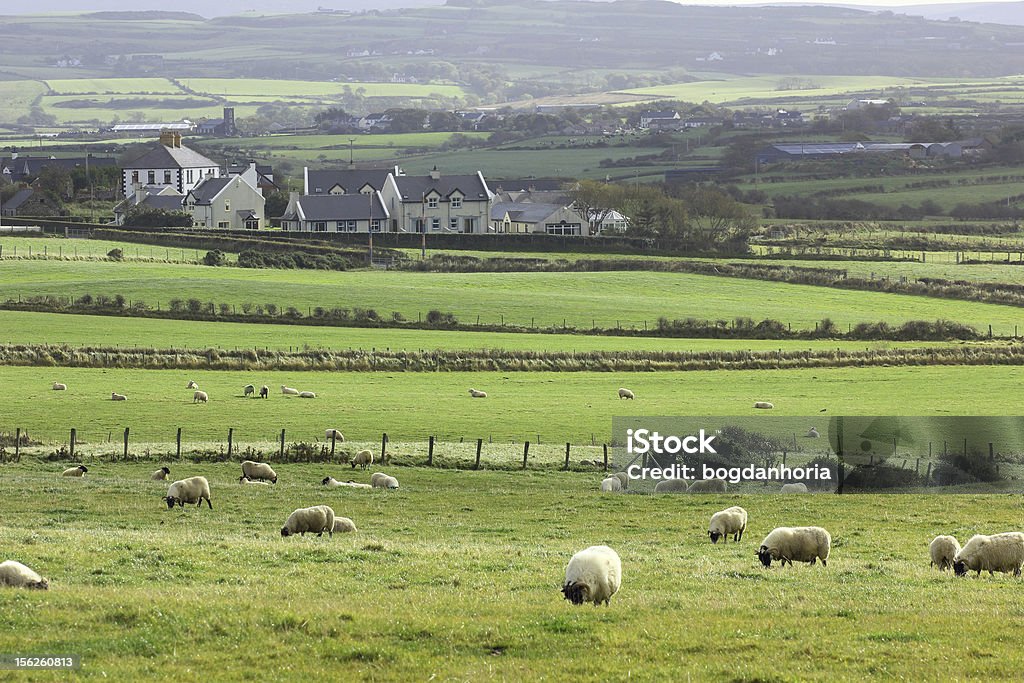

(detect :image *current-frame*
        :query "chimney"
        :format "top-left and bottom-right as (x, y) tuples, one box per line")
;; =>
(10, 152), (17, 160)
(134, 183), (146, 205)
(429, 165), (440, 181)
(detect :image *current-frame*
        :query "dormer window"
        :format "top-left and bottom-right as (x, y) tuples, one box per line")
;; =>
(427, 195), (439, 209)
(451, 196), (462, 209)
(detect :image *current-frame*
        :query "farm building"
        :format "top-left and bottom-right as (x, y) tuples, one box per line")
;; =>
(120, 131), (219, 199)
(278, 191), (389, 232)
(0, 188), (63, 217)
(639, 110), (681, 130)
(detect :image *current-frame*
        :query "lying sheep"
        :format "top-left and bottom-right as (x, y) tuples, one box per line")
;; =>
(653, 479), (689, 494)
(953, 532), (1024, 577)
(111, 392), (127, 401)
(351, 449), (374, 470)
(239, 476), (270, 486)
(562, 545), (622, 606)
(322, 477), (372, 489)
(754, 401), (774, 409)
(193, 390), (208, 404)
(688, 478), (728, 493)
(259, 385), (269, 399)
(758, 526), (831, 568)
(333, 517), (358, 533)
(241, 460), (277, 484)
(780, 483), (809, 493)
(281, 505), (335, 538)
(325, 429), (345, 442)
(468, 388), (487, 398)
(0, 560), (49, 590)
(709, 506), (748, 544)
(52, 382), (67, 391)
(281, 385), (299, 396)
(244, 384), (255, 397)
(618, 388), (634, 400)
(806, 427), (820, 438)
(382, 476), (400, 490)
(370, 472), (388, 488)
(186, 380), (198, 389)
(299, 391), (316, 399)
(151, 466), (171, 481)
(930, 535), (961, 572)
(165, 476), (212, 509)
(600, 476), (622, 492)
(62, 465), (88, 477)
(613, 472), (628, 490)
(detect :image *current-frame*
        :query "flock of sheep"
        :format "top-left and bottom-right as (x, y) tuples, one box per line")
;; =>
(49, 380), (319, 403)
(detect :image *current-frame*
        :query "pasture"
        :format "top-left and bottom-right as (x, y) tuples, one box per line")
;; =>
(2, 463), (1024, 680)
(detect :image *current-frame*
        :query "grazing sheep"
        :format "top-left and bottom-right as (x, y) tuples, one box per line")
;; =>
(325, 429), (345, 442)
(259, 385), (269, 399)
(930, 535), (961, 572)
(281, 385), (299, 396)
(193, 390), (208, 404)
(618, 388), (634, 400)
(578, 460), (595, 467)
(333, 517), (358, 533)
(281, 505), (335, 538)
(653, 479), (689, 494)
(370, 472), (388, 488)
(382, 476), (400, 490)
(562, 545), (622, 606)
(299, 391), (316, 399)
(239, 475), (270, 486)
(186, 380), (198, 389)
(62, 465), (88, 477)
(0, 560), (48, 590)
(241, 460), (277, 484)
(468, 388), (487, 398)
(708, 506), (748, 544)
(613, 472), (629, 490)
(151, 466), (171, 481)
(322, 477), (372, 489)
(165, 476), (212, 509)
(351, 449), (374, 470)
(780, 483), (809, 493)
(757, 526), (832, 568)
(688, 478), (728, 493)
(111, 392), (127, 401)
(953, 532), (1024, 577)
(600, 476), (622, 492)
(806, 427), (820, 438)
(243, 384), (255, 397)
(754, 401), (774, 409)
(52, 382), (67, 391)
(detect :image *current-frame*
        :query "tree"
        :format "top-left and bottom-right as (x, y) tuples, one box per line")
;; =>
(123, 205), (193, 228)
(36, 166), (74, 201)
(674, 185), (756, 245)
(565, 180), (626, 236)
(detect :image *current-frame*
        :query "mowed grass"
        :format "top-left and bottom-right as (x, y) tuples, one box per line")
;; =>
(3, 463), (1024, 680)
(3, 364), (1023, 445)
(43, 78), (182, 94)
(5, 260), (1024, 331)
(178, 78), (466, 99)
(0, 79), (48, 124)
(0, 237), (234, 263)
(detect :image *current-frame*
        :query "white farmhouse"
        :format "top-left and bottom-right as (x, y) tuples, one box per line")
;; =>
(120, 131), (219, 198)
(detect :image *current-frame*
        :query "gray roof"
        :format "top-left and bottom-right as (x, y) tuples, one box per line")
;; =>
(123, 142), (218, 170)
(307, 169), (391, 194)
(285, 194), (387, 222)
(394, 173), (490, 201)
(5, 188), (35, 210)
(490, 201), (567, 223)
(187, 176), (233, 204)
(141, 194), (186, 212)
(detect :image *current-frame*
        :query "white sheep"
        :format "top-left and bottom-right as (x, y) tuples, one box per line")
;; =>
(613, 472), (628, 490)
(239, 475), (271, 486)
(241, 460), (277, 484)
(653, 479), (689, 493)
(111, 392), (127, 401)
(757, 526), (831, 568)
(468, 388), (487, 398)
(244, 384), (255, 397)
(62, 465), (88, 477)
(299, 391), (316, 399)
(780, 483), (809, 493)
(333, 517), (358, 533)
(930, 535), (961, 572)
(600, 476), (622, 492)
(322, 477), (372, 489)
(688, 478), (728, 493)
(806, 427), (820, 438)
(52, 382), (67, 391)
(151, 466), (171, 481)
(953, 532), (1024, 577)
(259, 385), (269, 399)
(562, 545), (622, 606)
(754, 401), (774, 409)
(382, 475), (399, 489)
(351, 449), (374, 470)
(186, 380), (198, 389)
(325, 429), (345, 442)
(281, 385), (299, 396)
(0, 560), (49, 590)
(617, 388), (634, 400)
(708, 506), (748, 544)
(193, 390), (208, 403)
(281, 505), (335, 538)
(370, 472), (388, 488)
(165, 476), (212, 509)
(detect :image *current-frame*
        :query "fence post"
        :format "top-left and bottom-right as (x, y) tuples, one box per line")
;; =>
(176, 428), (182, 459)
(564, 442), (570, 470)
(916, 458), (920, 474)
(70, 428), (76, 460)
(475, 438), (482, 470)
(925, 461), (932, 485)
(782, 450), (787, 467)
(280, 429), (286, 459)
(523, 441), (530, 470)
(123, 427), (130, 459)
(227, 428), (233, 457)
(427, 435), (434, 466)
(989, 442), (994, 461)
(330, 431), (337, 457)
(14, 428), (19, 462)
(603, 444), (608, 471)
(381, 433), (388, 465)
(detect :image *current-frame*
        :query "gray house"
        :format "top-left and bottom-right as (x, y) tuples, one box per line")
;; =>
(278, 192), (389, 233)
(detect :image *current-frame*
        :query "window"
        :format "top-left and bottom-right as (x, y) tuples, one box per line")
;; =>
(545, 222), (581, 236)
(187, 170), (193, 183)
(450, 196), (462, 209)
(427, 195), (438, 209)
(463, 217), (476, 233)
(413, 218), (425, 233)
(450, 218), (458, 231)
(224, 201), (230, 212)
(147, 171), (155, 185)
(370, 219), (382, 232)
(217, 221), (230, 229)
(313, 221), (327, 232)
(245, 218), (259, 230)
(131, 171), (139, 184)
(346, 220), (357, 232)
(163, 170), (172, 184)
(314, 187), (323, 194)
(432, 217), (441, 231)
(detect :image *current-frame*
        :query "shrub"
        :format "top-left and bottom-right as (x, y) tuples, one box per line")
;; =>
(107, 248), (123, 261)
(203, 249), (226, 267)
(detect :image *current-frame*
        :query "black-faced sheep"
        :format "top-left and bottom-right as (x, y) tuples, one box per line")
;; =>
(259, 385), (269, 399)
(241, 460), (277, 484)
(618, 388), (634, 400)
(709, 506), (747, 544)
(244, 384), (255, 397)
(186, 380), (198, 389)
(953, 533), (1024, 577)
(562, 545), (622, 606)
(193, 390), (208, 403)
(165, 476), (212, 509)
(758, 526), (831, 568)
(52, 382), (67, 391)
(930, 535), (961, 572)
(468, 388), (487, 398)
(281, 505), (335, 538)
(151, 466), (171, 481)
(62, 465), (88, 477)
(0, 560), (49, 590)
(351, 449), (374, 470)
(111, 392), (127, 401)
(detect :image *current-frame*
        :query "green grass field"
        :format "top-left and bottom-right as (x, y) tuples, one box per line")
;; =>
(2, 463), (1023, 680)
(0, 79), (48, 125)
(178, 78), (467, 99)
(43, 78), (182, 95)
(0, 237), (234, 264)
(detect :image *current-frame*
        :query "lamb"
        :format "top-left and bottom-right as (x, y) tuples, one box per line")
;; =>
(0, 560), (49, 590)
(239, 476), (271, 485)
(562, 545), (622, 606)
(193, 390), (208, 403)
(241, 460), (277, 484)
(688, 478), (728, 493)
(325, 429), (345, 442)
(165, 476), (212, 509)
(62, 465), (88, 477)
(333, 517), (358, 533)
(259, 385), (269, 399)
(600, 476), (622, 492)
(708, 506), (748, 544)
(468, 388), (487, 398)
(52, 382), (67, 391)
(351, 449), (374, 470)
(953, 532), (1024, 577)
(244, 384), (255, 397)
(186, 380), (198, 389)
(617, 388), (634, 400)
(151, 466), (171, 481)
(780, 483), (809, 493)
(299, 391), (316, 399)
(613, 472), (629, 490)
(281, 505), (335, 537)
(930, 535), (961, 572)
(281, 385), (299, 396)
(757, 526), (831, 568)
(754, 401), (774, 409)
(653, 479), (689, 493)
(322, 477), (372, 489)
(806, 427), (820, 438)
(111, 392), (127, 401)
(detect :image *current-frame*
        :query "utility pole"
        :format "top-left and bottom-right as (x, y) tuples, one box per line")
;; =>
(348, 137), (355, 168)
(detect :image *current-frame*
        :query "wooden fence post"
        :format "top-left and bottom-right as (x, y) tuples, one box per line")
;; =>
(427, 435), (434, 466)
(989, 442), (994, 461)
(603, 444), (608, 471)
(381, 433), (388, 465)
(279, 429), (286, 459)
(523, 441), (530, 470)
(176, 428), (182, 459)
(227, 428), (233, 458)
(925, 461), (932, 485)
(564, 442), (570, 470)
(475, 438), (482, 470)
(70, 428), (76, 460)
(14, 428), (20, 462)
(123, 427), (130, 459)
(330, 431), (337, 458)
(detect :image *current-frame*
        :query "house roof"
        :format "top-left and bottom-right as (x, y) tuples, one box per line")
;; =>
(1, 156), (117, 178)
(642, 111), (679, 119)
(141, 194), (186, 212)
(123, 142), (218, 170)
(284, 193), (388, 222)
(187, 176), (233, 204)
(306, 169), (392, 194)
(393, 172), (490, 201)
(5, 188), (35, 210)
(490, 201), (571, 224)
